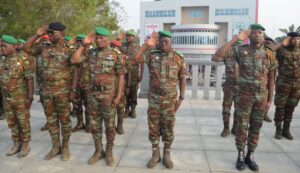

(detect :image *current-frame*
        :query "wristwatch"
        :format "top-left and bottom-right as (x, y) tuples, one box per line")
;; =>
(179, 96), (184, 100)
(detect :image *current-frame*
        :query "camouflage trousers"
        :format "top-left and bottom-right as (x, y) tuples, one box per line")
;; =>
(222, 83), (238, 126)
(117, 91), (126, 120)
(3, 90), (31, 142)
(147, 92), (177, 146)
(235, 91), (268, 151)
(72, 86), (90, 125)
(274, 78), (300, 125)
(127, 78), (139, 108)
(88, 90), (116, 144)
(41, 89), (72, 143)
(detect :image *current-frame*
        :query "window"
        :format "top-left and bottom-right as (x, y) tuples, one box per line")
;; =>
(215, 8), (249, 16)
(145, 10), (175, 18)
(188, 11), (203, 18)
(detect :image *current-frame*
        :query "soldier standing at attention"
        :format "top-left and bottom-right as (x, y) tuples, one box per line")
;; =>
(70, 34), (91, 133)
(71, 27), (125, 166)
(134, 31), (186, 169)
(274, 32), (300, 140)
(24, 22), (73, 161)
(214, 24), (277, 171)
(0, 35), (35, 158)
(110, 39), (131, 134)
(121, 30), (144, 118)
(213, 40), (243, 137)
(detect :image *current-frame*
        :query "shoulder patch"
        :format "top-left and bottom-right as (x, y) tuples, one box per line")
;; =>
(175, 51), (184, 58)
(112, 48), (121, 55)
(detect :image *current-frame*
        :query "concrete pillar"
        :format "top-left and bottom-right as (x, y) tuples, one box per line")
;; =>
(215, 65), (224, 100)
(203, 65), (211, 99)
(138, 65), (149, 98)
(191, 64), (199, 99)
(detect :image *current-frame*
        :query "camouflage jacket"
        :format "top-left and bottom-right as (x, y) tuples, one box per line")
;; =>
(0, 52), (35, 96)
(227, 45), (277, 93)
(276, 46), (300, 79)
(121, 42), (140, 77)
(144, 49), (186, 96)
(32, 44), (73, 91)
(224, 46), (239, 85)
(79, 47), (124, 92)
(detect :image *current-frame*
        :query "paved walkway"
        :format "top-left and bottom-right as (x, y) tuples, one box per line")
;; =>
(0, 98), (300, 173)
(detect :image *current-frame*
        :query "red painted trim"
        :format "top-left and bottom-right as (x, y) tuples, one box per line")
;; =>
(255, 0), (259, 23)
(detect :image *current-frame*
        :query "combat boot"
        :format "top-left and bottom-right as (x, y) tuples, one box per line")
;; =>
(282, 122), (293, 140)
(18, 142), (30, 158)
(6, 141), (21, 156)
(72, 112), (85, 132)
(88, 139), (105, 165)
(236, 150), (245, 171)
(105, 143), (114, 166)
(147, 146), (161, 168)
(130, 107), (136, 118)
(245, 150), (259, 171)
(116, 118), (124, 135)
(275, 123), (282, 140)
(45, 141), (61, 160)
(40, 123), (48, 131)
(221, 122), (230, 137)
(61, 140), (70, 161)
(163, 147), (173, 169)
(264, 114), (272, 122)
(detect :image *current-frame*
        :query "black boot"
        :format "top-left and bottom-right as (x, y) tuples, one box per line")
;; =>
(274, 123), (282, 140)
(245, 150), (259, 171)
(236, 150), (245, 171)
(282, 121), (293, 140)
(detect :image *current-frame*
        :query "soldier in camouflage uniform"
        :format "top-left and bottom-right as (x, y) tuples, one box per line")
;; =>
(70, 34), (91, 133)
(121, 30), (144, 118)
(0, 35), (35, 158)
(24, 22), (73, 161)
(274, 32), (300, 140)
(134, 31), (186, 169)
(215, 24), (277, 171)
(0, 38), (5, 120)
(71, 27), (125, 166)
(110, 40), (132, 135)
(213, 40), (243, 137)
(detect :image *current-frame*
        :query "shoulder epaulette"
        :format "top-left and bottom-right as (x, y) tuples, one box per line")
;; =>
(112, 48), (121, 55)
(175, 51), (184, 58)
(265, 45), (276, 52)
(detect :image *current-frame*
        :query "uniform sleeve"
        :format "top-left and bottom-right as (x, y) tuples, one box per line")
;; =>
(178, 56), (187, 79)
(267, 50), (278, 71)
(24, 56), (36, 79)
(114, 53), (125, 75)
(30, 45), (43, 56)
(225, 46), (239, 64)
(143, 50), (151, 65)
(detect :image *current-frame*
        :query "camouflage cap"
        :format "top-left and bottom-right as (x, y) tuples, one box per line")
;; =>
(17, 39), (26, 44)
(95, 27), (110, 36)
(250, 23), (265, 31)
(1, 35), (18, 45)
(158, 30), (172, 38)
(126, 30), (137, 36)
(76, 34), (87, 40)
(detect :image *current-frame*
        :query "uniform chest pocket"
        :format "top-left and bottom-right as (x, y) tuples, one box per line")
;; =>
(101, 58), (114, 74)
(168, 63), (178, 79)
(55, 54), (69, 63)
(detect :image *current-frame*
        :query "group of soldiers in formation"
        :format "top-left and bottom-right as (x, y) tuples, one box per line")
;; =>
(0, 21), (298, 171)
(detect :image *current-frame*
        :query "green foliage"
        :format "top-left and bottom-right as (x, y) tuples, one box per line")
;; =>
(0, 0), (124, 39)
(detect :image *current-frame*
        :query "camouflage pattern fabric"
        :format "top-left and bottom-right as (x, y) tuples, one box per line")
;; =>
(121, 42), (140, 108)
(0, 52), (35, 142)
(32, 45), (73, 143)
(226, 45), (277, 151)
(274, 46), (300, 125)
(143, 49), (186, 146)
(79, 47), (124, 143)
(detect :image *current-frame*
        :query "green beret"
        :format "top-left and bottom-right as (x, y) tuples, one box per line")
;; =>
(1, 35), (18, 45)
(17, 39), (26, 44)
(64, 36), (72, 41)
(250, 23), (265, 31)
(76, 34), (87, 40)
(126, 30), (137, 36)
(158, 30), (172, 38)
(95, 27), (110, 36)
